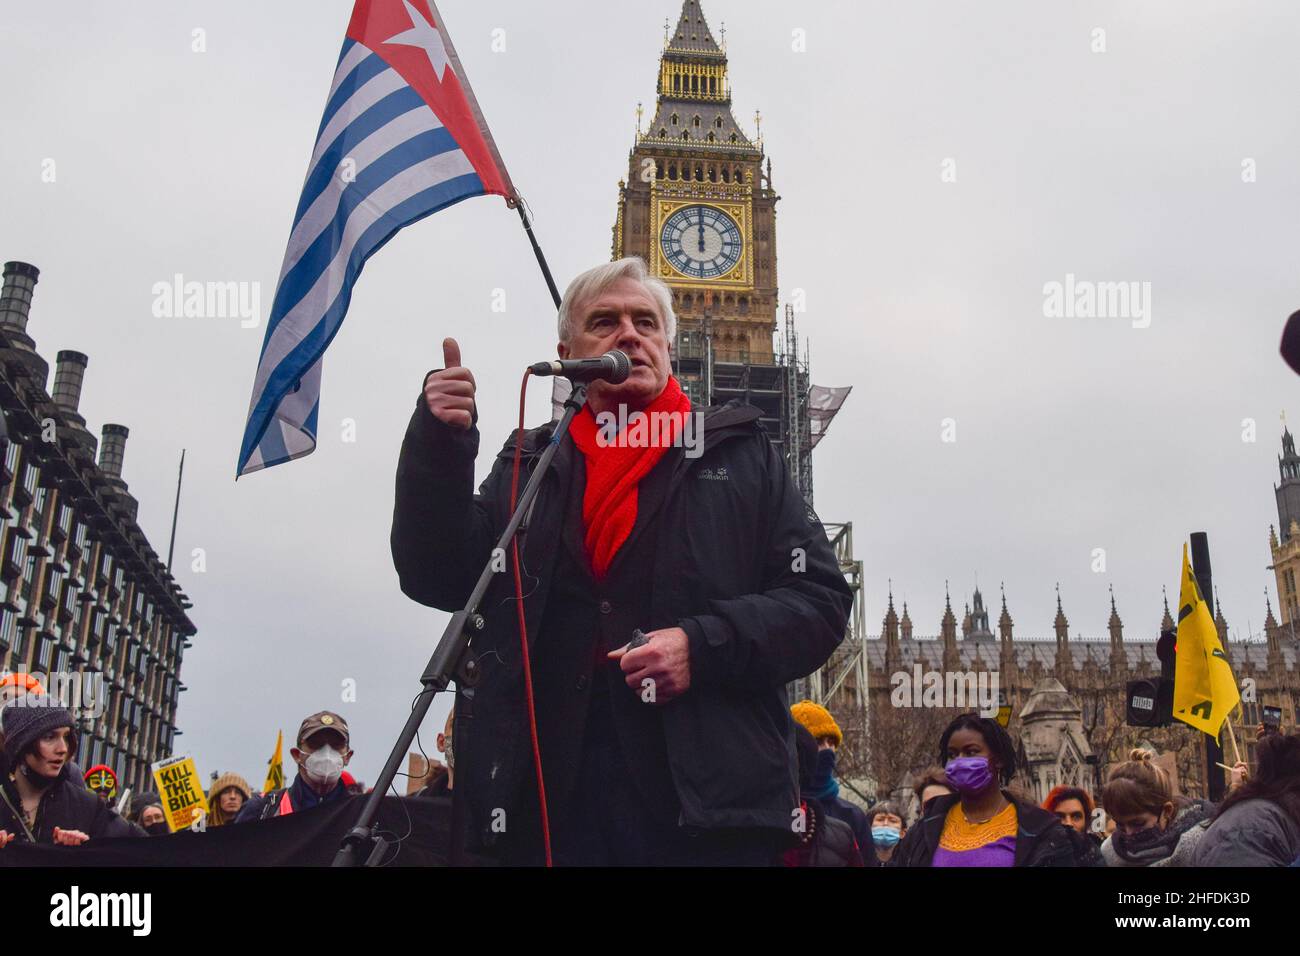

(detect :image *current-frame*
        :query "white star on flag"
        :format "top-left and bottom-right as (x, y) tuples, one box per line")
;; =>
(384, 0), (451, 81)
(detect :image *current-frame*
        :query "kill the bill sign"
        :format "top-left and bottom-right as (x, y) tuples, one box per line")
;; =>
(150, 754), (207, 833)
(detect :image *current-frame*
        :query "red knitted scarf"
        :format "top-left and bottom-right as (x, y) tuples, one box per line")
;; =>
(567, 376), (692, 580)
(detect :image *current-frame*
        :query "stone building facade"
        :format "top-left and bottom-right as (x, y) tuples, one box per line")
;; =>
(825, 474), (1300, 805)
(0, 260), (195, 792)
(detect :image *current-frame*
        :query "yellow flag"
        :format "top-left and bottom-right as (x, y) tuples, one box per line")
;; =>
(1172, 544), (1240, 736)
(263, 730), (284, 792)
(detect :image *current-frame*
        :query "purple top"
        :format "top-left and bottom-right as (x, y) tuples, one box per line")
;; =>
(931, 802), (1018, 867)
(932, 836), (1016, 867)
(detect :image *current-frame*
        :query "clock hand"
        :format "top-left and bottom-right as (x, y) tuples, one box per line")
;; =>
(697, 211), (705, 253)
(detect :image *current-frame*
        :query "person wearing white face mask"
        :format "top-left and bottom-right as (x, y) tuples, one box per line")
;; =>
(235, 712), (354, 823)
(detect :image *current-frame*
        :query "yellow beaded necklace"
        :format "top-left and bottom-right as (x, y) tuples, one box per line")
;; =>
(938, 801), (1017, 852)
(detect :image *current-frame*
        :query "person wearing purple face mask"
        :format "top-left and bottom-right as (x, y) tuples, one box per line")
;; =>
(890, 714), (1077, 867)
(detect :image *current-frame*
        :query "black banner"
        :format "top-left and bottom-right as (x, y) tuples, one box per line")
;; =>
(0, 793), (449, 867)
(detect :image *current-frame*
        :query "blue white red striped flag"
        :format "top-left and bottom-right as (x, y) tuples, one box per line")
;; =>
(238, 0), (513, 476)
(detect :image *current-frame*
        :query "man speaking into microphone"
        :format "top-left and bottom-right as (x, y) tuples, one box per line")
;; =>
(391, 256), (852, 866)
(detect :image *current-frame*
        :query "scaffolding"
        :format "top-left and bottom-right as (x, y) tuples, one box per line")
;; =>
(672, 304), (813, 502)
(818, 522), (867, 704)
(672, 304), (861, 724)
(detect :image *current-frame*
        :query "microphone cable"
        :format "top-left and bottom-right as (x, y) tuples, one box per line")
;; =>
(510, 368), (553, 866)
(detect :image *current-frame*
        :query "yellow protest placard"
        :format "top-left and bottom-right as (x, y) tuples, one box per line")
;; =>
(151, 754), (208, 832)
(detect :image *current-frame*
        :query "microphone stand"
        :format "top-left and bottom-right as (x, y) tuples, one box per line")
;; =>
(332, 379), (590, 867)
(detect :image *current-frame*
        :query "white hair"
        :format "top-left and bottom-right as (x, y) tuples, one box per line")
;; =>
(556, 257), (676, 346)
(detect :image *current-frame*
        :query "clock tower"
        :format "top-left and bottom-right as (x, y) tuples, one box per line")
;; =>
(613, 0), (778, 370)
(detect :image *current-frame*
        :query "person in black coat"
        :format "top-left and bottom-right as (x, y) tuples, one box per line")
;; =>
(790, 699), (873, 852)
(0, 702), (143, 847)
(784, 724), (862, 867)
(235, 712), (354, 823)
(0, 676), (85, 791)
(890, 714), (1076, 867)
(392, 257), (853, 865)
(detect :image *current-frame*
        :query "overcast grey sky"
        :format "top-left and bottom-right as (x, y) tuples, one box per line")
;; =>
(2, 0), (1298, 788)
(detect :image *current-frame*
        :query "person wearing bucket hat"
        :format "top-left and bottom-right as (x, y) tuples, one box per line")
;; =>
(236, 711), (354, 823)
(0, 701), (143, 847)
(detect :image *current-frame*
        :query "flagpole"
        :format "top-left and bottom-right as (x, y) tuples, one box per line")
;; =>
(511, 198), (562, 309)
(1224, 719), (1243, 766)
(166, 449), (185, 572)
(1190, 532), (1228, 802)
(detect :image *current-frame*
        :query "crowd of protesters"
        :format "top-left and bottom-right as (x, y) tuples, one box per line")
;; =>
(784, 702), (1300, 868)
(3, 668), (1299, 866)
(0, 673), (388, 850)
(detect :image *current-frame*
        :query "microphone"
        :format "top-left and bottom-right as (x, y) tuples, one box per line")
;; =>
(1282, 310), (1300, 376)
(529, 349), (631, 384)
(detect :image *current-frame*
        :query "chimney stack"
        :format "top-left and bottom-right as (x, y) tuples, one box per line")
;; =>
(52, 350), (89, 413)
(0, 261), (39, 335)
(100, 423), (129, 480)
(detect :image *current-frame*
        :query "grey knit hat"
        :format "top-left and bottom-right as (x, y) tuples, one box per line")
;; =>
(2, 700), (76, 765)
(129, 791), (164, 821)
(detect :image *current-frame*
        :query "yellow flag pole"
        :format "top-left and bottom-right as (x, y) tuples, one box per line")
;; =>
(1223, 719), (1243, 766)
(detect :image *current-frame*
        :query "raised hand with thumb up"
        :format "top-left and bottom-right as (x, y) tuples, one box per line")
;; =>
(424, 337), (477, 430)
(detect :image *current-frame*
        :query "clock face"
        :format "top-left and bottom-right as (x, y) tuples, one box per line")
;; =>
(661, 205), (743, 279)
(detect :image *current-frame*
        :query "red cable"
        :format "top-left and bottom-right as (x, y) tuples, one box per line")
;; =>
(510, 370), (552, 866)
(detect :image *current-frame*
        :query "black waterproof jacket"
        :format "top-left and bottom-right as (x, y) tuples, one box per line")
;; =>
(0, 766), (144, 844)
(890, 791), (1077, 867)
(786, 798), (863, 867)
(391, 391), (852, 854)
